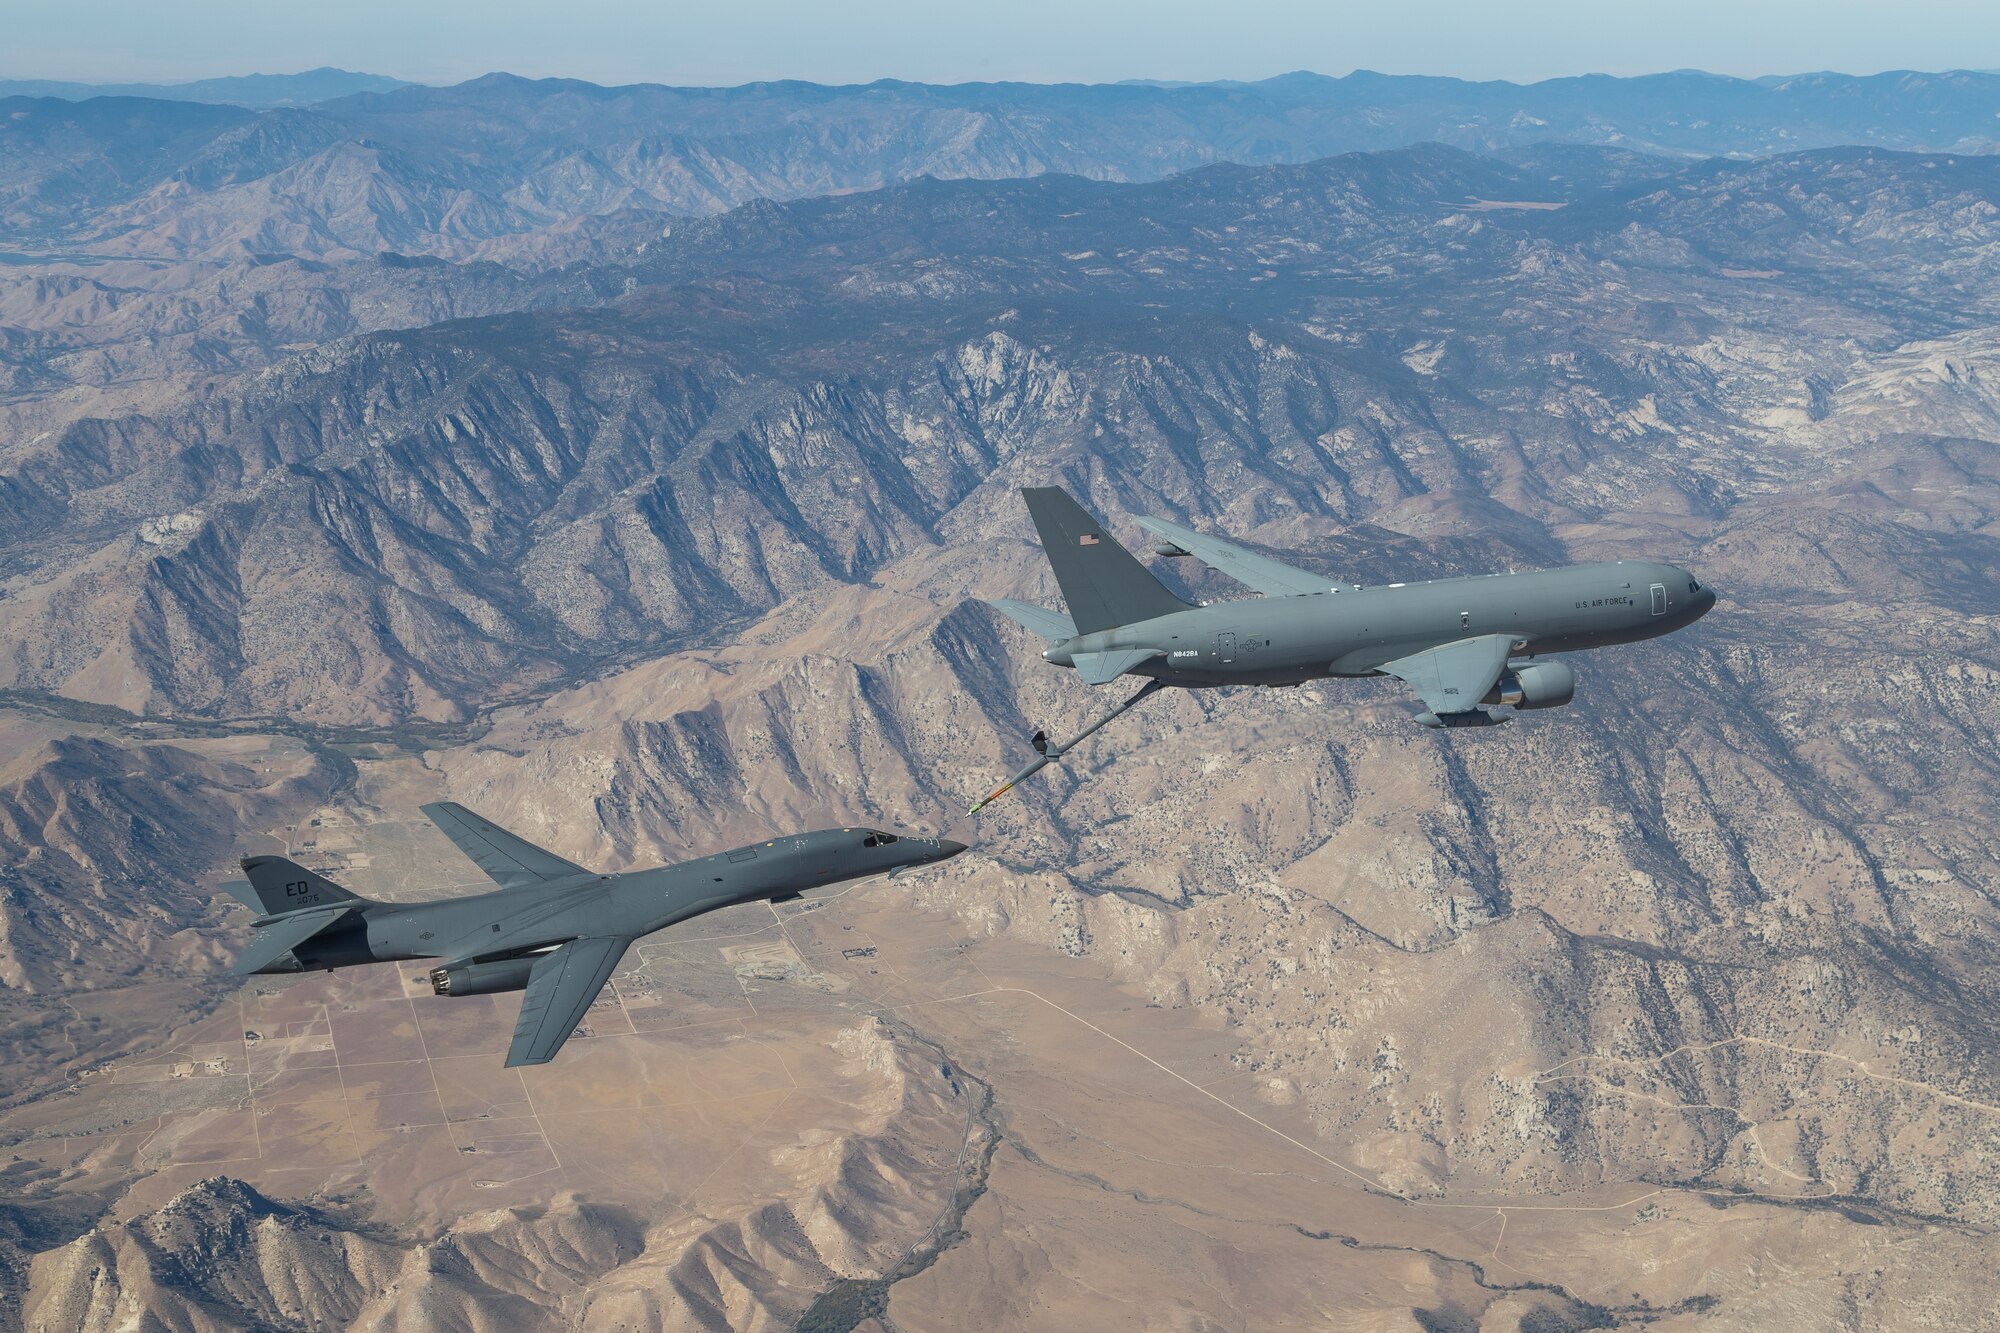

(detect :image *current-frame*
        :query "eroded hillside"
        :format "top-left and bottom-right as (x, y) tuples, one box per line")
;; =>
(4, 139), (1999, 1328)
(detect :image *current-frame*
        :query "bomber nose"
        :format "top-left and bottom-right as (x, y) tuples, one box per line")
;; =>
(936, 838), (969, 860)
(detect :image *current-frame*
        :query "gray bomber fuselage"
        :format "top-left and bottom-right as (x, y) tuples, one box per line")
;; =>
(1040, 560), (1716, 688)
(289, 828), (959, 972)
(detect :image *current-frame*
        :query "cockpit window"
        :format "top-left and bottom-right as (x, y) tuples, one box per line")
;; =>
(1688, 579), (1701, 593)
(862, 832), (899, 847)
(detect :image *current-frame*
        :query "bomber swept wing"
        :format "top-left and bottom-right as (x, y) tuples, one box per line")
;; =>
(231, 905), (355, 975)
(1380, 634), (1516, 724)
(506, 936), (633, 1067)
(422, 802), (589, 890)
(1134, 515), (1337, 598)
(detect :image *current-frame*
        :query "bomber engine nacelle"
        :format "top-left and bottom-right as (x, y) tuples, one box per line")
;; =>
(1483, 661), (1577, 711)
(430, 956), (541, 996)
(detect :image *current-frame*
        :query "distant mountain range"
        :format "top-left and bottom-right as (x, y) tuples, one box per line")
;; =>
(8, 139), (2000, 723)
(0, 66), (410, 108)
(6, 67), (2000, 268)
(3, 66), (2000, 160)
(6, 66), (2000, 146)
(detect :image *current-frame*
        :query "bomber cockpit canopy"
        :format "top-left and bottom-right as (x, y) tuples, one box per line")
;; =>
(861, 830), (901, 847)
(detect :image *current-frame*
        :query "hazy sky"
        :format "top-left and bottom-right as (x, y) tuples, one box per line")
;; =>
(9, 0), (1999, 87)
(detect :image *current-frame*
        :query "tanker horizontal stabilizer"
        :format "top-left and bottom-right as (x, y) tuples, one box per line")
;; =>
(986, 598), (1077, 641)
(1074, 647), (1164, 685)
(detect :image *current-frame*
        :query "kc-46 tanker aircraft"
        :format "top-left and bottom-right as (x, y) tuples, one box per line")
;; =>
(973, 486), (1716, 811)
(225, 804), (965, 1066)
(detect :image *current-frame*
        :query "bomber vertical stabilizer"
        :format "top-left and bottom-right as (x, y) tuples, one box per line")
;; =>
(239, 856), (366, 915)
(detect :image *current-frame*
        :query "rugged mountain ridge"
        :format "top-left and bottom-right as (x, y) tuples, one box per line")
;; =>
(423, 509), (2000, 1229)
(0, 725), (340, 990)
(5, 127), (2000, 1326)
(23, 1016), (977, 1332)
(8, 145), (2000, 727)
(12, 68), (2000, 264)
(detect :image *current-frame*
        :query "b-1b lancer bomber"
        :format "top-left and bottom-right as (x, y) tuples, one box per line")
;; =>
(973, 486), (1715, 811)
(225, 805), (965, 1066)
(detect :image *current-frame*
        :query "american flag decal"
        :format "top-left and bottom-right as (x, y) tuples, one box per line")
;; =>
(1079, 533), (1100, 546)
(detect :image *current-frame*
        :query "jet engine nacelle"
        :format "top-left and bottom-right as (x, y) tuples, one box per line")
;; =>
(1484, 661), (1577, 710)
(430, 957), (540, 996)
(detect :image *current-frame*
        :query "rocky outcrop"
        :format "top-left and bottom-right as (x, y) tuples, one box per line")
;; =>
(23, 1020), (974, 1331)
(7, 125), (2000, 1327)
(0, 731), (340, 991)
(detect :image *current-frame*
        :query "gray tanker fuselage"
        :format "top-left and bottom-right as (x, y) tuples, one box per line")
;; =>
(1039, 561), (1715, 689)
(970, 486), (1717, 811)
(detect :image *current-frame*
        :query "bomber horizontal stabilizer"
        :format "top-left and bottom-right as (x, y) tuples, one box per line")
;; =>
(232, 905), (354, 976)
(217, 879), (263, 911)
(1133, 515), (1336, 598)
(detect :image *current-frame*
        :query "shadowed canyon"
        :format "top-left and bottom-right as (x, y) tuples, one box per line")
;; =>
(3, 72), (2000, 1330)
